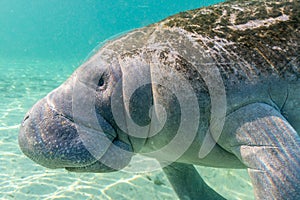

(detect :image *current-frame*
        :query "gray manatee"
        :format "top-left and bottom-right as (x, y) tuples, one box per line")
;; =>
(19, 0), (300, 199)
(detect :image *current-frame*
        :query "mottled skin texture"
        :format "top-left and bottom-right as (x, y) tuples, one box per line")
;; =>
(19, 0), (299, 199)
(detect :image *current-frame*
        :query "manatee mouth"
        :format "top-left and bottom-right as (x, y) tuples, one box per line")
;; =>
(19, 97), (132, 172)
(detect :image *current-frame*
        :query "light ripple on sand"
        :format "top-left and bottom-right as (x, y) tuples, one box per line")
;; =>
(0, 125), (20, 130)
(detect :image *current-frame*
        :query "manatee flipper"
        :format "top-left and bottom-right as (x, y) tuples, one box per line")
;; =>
(162, 162), (225, 200)
(219, 103), (300, 199)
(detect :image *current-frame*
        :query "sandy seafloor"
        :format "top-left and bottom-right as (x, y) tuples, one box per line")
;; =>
(0, 0), (255, 199)
(0, 59), (254, 200)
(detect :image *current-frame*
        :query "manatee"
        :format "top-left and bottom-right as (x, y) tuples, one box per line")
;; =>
(19, 0), (300, 199)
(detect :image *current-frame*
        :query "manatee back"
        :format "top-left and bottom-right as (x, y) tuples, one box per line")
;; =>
(162, 0), (300, 85)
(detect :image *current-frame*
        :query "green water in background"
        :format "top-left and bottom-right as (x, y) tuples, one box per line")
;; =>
(1, 0), (224, 63)
(0, 0), (253, 199)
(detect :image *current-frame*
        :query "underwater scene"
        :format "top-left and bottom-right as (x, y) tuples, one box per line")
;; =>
(1, 0), (281, 199)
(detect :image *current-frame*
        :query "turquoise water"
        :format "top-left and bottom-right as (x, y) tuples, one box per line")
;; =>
(0, 1), (253, 199)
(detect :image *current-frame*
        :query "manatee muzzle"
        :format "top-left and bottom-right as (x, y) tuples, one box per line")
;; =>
(19, 96), (132, 172)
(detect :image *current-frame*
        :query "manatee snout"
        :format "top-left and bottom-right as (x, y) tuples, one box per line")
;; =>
(19, 81), (133, 172)
(19, 98), (96, 168)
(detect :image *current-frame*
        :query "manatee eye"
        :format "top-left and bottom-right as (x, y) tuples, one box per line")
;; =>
(98, 77), (105, 87)
(96, 76), (106, 92)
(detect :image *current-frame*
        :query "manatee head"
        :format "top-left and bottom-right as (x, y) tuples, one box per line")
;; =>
(18, 48), (136, 172)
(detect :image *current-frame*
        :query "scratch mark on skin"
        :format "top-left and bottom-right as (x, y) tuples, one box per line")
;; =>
(254, 47), (278, 74)
(229, 14), (290, 31)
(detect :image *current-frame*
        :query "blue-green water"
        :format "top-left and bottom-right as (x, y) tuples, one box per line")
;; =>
(0, 1), (253, 199)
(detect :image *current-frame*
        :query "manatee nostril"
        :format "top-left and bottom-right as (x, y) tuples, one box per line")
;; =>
(22, 114), (30, 126)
